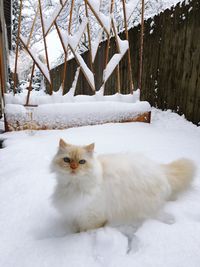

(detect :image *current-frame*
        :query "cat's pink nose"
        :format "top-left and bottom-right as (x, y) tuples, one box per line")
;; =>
(70, 162), (78, 170)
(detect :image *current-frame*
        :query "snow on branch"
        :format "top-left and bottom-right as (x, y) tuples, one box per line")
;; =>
(43, 0), (68, 35)
(56, 16), (95, 91)
(68, 18), (88, 51)
(20, 35), (51, 83)
(57, 18), (88, 53)
(87, 0), (111, 35)
(59, 29), (69, 52)
(72, 50), (95, 91)
(103, 36), (128, 83)
(66, 67), (81, 97)
(125, 1), (138, 22)
(91, 29), (103, 62)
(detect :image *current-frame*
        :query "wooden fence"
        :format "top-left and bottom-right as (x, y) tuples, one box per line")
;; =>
(141, 0), (200, 125)
(50, 0), (200, 125)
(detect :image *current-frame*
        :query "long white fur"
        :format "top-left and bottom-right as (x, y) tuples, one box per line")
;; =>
(51, 141), (196, 232)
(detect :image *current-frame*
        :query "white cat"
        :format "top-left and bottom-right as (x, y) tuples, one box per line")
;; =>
(51, 139), (196, 232)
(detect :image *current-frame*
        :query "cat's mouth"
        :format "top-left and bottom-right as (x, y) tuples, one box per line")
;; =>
(71, 170), (77, 174)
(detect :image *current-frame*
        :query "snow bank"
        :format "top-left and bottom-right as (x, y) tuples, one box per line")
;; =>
(4, 100), (150, 130)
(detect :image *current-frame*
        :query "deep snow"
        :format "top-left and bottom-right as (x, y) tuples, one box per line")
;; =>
(0, 108), (200, 267)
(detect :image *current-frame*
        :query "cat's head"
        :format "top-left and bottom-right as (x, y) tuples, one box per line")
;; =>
(52, 139), (96, 178)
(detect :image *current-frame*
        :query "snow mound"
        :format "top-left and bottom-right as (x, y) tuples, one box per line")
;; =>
(5, 101), (151, 130)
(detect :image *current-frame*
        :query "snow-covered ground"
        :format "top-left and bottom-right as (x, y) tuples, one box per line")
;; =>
(0, 108), (200, 267)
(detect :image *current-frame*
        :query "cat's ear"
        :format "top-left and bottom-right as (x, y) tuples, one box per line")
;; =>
(85, 143), (95, 153)
(59, 138), (70, 149)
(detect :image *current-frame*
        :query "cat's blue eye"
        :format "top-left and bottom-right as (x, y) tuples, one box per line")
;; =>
(63, 157), (70, 163)
(79, 159), (86, 164)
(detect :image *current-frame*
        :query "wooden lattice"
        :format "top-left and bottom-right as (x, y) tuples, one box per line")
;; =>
(12, 0), (145, 106)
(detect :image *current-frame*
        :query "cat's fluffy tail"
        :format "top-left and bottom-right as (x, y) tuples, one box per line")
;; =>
(163, 158), (196, 197)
